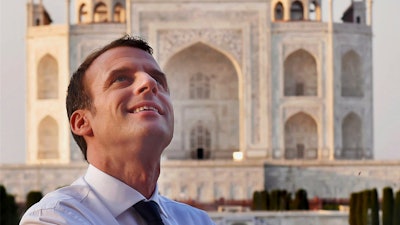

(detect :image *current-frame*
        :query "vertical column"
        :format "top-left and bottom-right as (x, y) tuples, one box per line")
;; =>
(367, 0), (373, 26)
(66, 0), (71, 25)
(39, 0), (44, 25)
(316, 0), (322, 21)
(27, 0), (34, 27)
(126, 0), (132, 34)
(328, 0), (333, 24)
(303, 0), (309, 20)
(284, 0), (291, 21)
(65, 0), (72, 163)
(326, 0), (335, 160)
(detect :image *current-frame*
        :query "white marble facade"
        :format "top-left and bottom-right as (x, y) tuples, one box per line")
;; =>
(25, 0), (373, 164)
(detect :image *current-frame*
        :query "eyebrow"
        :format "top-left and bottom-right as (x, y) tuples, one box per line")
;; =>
(148, 68), (167, 78)
(148, 68), (169, 88)
(104, 66), (168, 88)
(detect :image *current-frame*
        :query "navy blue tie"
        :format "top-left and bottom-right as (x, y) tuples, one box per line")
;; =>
(133, 200), (165, 225)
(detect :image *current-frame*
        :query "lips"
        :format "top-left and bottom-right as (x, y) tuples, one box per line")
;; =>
(128, 102), (163, 114)
(133, 105), (158, 113)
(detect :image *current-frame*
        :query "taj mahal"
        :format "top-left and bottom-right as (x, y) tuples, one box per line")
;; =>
(26, 0), (374, 164)
(1, 0), (399, 224)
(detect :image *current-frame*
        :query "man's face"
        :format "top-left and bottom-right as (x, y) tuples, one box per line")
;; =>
(84, 46), (174, 158)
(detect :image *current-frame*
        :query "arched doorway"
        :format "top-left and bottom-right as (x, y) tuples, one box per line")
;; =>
(164, 42), (239, 159)
(284, 112), (318, 159)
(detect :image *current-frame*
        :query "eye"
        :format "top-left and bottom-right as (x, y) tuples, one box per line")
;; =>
(108, 75), (133, 89)
(112, 75), (132, 84)
(114, 76), (128, 82)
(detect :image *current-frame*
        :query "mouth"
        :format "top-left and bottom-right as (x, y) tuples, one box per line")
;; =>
(129, 103), (162, 114)
(132, 105), (159, 114)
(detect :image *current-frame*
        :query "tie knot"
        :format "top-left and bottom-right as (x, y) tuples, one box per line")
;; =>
(133, 200), (164, 225)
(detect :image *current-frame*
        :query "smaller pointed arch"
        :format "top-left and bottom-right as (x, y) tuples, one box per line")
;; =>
(341, 50), (363, 97)
(94, 2), (108, 23)
(78, 3), (89, 23)
(190, 121), (211, 159)
(113, 3), (125, 23)
(284, 49), (318, 96)
(274, 2), (284, 21)
(37, 54), (58, 99)
(38, 116), (59, 159)
(309, 1), (321, 21)
(284, 112), (318, 159)
(341, 112), (363, 159)
(291, 1), (304, 20)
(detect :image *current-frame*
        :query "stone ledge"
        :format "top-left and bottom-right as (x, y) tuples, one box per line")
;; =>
(2, 159), (400, 170)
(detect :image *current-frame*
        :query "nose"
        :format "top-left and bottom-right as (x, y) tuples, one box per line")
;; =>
(135, 72), (158, 95)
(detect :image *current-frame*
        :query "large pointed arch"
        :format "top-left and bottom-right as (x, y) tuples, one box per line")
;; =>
(164, 42), (239, 159)
(284, 112), (318, 159)
(284, 49), (317, 96)
(341, 50), (363, 97)
(341, 112), (363, 159)
(37, 54), (58, 99)
(38, 116), (59, 159)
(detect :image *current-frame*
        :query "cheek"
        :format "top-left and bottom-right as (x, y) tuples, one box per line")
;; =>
(163, 94), (173, 109)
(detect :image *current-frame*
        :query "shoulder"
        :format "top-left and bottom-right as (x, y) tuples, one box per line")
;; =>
(159, 196), (215, 225)
(20, 185), (94, 225)
(28, 184), (91, 210)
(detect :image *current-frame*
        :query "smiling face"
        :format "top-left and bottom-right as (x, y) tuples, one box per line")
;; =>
(81, 46), (174, 162)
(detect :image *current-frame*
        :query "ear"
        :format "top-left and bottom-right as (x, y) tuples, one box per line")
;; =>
(70, 110), (93, 136)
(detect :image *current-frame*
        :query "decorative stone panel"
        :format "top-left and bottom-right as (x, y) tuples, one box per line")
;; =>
(156, 28), (244, 68)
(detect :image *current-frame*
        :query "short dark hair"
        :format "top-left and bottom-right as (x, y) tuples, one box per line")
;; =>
(66, 35), (153, 160)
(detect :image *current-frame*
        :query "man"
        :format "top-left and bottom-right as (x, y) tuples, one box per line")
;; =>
(20, 35), (216, 225)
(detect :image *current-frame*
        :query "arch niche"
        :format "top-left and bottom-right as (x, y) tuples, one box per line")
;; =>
(93, 2), (108, 23)
(284, 49), (318, 96)
(78, 3), (89, 23)
(290, 1), (304, 20)
(341, 112), (363, 159)
(113, 3), (125, 22)
(284, 112), (318, 159)
(37, 54), (58, 99)
(274, 2), (284, 21)
(164, 42), (240, 159)
(38, 116), (59, 160)
(341, 50), (363, 97)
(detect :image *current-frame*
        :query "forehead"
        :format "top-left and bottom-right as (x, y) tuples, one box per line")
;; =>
(91, 46), (158, 70)
(84, 46), (160, 83)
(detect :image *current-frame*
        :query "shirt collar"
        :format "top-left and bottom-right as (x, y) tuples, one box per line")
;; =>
(84, 164), (167, 218)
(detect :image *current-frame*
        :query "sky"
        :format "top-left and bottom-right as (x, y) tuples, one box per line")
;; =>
(0, 0), (399, 164)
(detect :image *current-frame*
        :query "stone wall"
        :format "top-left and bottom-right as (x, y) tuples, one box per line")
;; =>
(209, 211), (348, 225)
(0, 163), (87, 202)
(1, 160), (399, 203)
(158, 160), (265, 202)
(264, 160), (400, 198)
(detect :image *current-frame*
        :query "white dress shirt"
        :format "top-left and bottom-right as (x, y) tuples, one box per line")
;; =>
(20, 165), (215, 225)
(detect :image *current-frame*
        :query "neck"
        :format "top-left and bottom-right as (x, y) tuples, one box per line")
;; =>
(89, 154), (161, 199)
